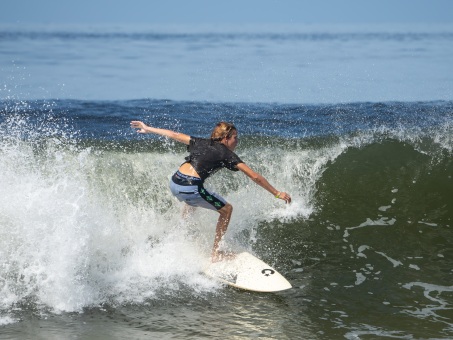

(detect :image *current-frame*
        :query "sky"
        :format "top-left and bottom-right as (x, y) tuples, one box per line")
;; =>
(1, 0), (452, 25)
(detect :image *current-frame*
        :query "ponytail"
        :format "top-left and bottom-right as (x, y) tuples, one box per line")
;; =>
(210, 122), (237, 142)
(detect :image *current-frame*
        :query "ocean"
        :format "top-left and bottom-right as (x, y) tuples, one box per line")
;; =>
(1, 23), (453, 339)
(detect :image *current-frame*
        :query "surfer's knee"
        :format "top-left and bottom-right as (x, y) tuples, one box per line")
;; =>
(219, 203), (233, 217)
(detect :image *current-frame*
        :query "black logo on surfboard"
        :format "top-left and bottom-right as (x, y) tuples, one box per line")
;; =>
(262, 269), (275, 277)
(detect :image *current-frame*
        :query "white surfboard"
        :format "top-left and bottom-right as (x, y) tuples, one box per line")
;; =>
(204, 252), (292, 292)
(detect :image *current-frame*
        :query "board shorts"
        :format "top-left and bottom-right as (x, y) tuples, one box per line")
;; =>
(169, 171), (227, 211)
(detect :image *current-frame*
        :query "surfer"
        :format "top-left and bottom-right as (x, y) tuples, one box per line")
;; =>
(130, 121), (291, 262)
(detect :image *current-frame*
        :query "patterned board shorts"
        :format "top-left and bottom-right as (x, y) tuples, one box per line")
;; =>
(169, 171), (226, 211)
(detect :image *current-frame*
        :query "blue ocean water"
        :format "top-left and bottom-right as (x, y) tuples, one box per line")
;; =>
(0, 23), (453, 339)
(1, 23), (453, 103)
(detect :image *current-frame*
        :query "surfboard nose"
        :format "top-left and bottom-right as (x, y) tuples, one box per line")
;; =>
(204, 252), (292, 292)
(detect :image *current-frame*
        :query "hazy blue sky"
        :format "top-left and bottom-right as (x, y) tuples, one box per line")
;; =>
(1, 0), (452, 25)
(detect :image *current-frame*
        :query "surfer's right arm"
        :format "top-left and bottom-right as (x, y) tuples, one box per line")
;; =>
(237, 163), (292, 204)
(130, 121), (191, 145)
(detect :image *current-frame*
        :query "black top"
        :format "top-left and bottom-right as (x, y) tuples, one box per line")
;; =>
(184, 137), (243, 181)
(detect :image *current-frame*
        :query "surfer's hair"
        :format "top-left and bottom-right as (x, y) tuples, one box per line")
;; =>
(210, 122), (237, 142)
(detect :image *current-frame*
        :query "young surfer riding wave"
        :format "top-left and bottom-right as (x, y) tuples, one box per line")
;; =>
(130, 121), (291, 262)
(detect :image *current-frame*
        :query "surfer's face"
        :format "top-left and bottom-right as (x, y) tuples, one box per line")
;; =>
(224, 131), (238, 151)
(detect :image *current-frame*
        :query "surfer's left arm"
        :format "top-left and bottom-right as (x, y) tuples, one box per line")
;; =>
(236, 163), (291, 203)
(130, 121), (190, 145)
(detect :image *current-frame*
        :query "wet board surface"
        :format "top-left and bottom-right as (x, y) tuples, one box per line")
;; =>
(204, 252), (292, 292)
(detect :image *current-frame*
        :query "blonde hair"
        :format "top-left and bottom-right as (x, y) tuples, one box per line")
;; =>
(210, 122), (237, 141)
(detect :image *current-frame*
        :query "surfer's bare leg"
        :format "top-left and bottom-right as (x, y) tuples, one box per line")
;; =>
(211, 203), (233, 262)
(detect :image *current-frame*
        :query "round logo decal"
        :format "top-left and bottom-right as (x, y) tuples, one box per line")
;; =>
(261, 269), (275, 277)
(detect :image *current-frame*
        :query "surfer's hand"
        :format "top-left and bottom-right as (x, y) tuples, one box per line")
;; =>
(276, 191), (291, 204)
(130, 121), (149, 134)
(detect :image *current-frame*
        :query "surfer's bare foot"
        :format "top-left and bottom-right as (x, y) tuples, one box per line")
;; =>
(211, 251), (236, 263)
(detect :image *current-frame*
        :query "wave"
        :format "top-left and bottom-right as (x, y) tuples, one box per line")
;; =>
(0, 99), (452, 323)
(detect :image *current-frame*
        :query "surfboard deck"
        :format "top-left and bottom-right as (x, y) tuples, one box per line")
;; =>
(204, 252), (292, 292)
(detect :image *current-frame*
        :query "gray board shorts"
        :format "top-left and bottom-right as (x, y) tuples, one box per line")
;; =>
(169, 171), (226, 211)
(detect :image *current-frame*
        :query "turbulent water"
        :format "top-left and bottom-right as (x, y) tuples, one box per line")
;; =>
(1, 22), (453, 339)
(0, 98), (452, 339)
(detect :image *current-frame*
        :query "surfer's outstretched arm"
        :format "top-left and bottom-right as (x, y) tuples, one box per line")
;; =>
(130, 121), (191, 145)
(237, 163), (291, 204)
